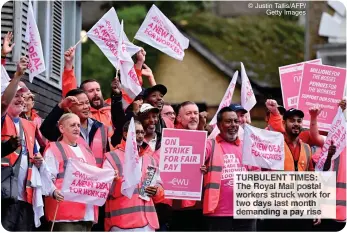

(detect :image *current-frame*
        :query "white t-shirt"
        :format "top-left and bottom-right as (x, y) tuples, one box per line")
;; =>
(15, 120), (28, 202)
(44, 144), (95, 222)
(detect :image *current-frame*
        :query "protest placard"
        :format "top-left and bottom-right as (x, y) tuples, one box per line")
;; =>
(61, 159), (115, 206)
(315, 107), (346, 171)
(159, 129), (207, 200)
(242, 124), (285, 170)
(298, 63), (346, 131)
(134, 4), (189, 60)
(279, 59), (322, 109)
(24, 0), (46, 82)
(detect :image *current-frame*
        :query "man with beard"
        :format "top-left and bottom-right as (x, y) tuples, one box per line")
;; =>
(175, 101), (199, 130)
(40, 88), (110, 168)
(262, 108), (319, 231)
(203, 107), (257, 231)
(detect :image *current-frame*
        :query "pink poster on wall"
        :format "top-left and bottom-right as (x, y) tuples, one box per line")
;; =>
(279, 59), (322, 109)
(159, 128), (207, 200)
(298, 63), (346, 131)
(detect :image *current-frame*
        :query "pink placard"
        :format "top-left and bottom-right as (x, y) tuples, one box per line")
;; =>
(298, 63), (346, 131)
(279, 59), (322, 109)
(159, 128), (207, 200)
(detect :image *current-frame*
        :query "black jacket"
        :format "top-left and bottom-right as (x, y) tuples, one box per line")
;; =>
(40, 105), (110, 152)
(110, 93), (166, 150)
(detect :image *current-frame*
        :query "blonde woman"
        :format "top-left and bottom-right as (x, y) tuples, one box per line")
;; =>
(44, 113), (98, 231)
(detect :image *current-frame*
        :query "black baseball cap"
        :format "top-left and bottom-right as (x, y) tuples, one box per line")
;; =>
(134, 88), (146, 101)
(229, 104), (248, 114)
(283, 108), (304, 120)
(143, 84), (167, 99)
(277, 105), (286, 115)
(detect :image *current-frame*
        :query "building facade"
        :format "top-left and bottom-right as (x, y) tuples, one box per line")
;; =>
(1, 0), (82, 118)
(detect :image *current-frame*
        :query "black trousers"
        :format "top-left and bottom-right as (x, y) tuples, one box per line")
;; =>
(312, 219), (346, 232)
(1, 200), (35, 231)
(170, 209), (205, 231)
(206, 216), (257, 231)
(91, 204), (104, 231)
(259, 219), (314, 231)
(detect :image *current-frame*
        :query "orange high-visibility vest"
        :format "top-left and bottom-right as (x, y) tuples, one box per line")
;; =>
(77, 125), (108, 168)
(44, 141), (99, 222)
(104, 149), (163, 231)
(1, 115), (37, 204)
(203, 139), (224, 214)
(334, 148), (346, 221)
(284, 141), (312, 171)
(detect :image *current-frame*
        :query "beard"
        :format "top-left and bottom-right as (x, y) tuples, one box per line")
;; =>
(90, 96), (104, 109)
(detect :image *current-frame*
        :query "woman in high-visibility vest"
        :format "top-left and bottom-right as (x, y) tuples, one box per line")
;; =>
(44, 113), (99, 231)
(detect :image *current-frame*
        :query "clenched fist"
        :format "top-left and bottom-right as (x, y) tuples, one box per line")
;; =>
(16, 56), (29, 76)
(265, 99), (279, 114)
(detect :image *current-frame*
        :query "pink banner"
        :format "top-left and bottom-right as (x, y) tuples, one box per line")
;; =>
(298, 63), (346, 131)
(279, 59), (322, 109)
(159, 129), (207, 200)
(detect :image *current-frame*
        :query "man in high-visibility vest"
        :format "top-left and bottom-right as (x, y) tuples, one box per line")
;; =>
(1, 57), (44, 231)
(203, 106), (257, 231)
(103, 120), (164, 232)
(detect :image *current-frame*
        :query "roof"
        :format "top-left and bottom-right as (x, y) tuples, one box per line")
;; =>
(175, 13), (305, 90)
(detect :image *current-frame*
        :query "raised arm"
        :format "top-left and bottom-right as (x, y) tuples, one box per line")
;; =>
(1, 32), (15, 65)
(62, 47), (77, 97)
(1, 57), (28, 116)
(308, 106), (325, 147)
(266, 99), (285, 133)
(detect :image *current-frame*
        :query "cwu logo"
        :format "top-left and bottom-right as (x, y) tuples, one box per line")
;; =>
(168, 178), (189, 186)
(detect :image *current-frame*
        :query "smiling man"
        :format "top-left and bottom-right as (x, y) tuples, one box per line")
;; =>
(202, 106), (257, 231)
(40, 88), (109, 168)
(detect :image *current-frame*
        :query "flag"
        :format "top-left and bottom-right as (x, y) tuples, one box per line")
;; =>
(134, 4), (189, 60)
(86, 7), (140, 69)
(121, 118), (142, 198)
(208, 71), (238, 139)
(1, 65), (10, 94)
(315, 107), (346, 171)
(241, 62), (257, 123)
(24, 0), (45, 82)
(117, 21), (142, 110)
(61, 159), (115, 206)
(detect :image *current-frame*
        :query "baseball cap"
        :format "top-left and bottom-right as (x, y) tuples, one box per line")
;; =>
(277, 105), (286, 115)
(143, 84), (167, 99)
(1, 81), (29, 96)
(283, 108), (304, 120)
(229, 104), (248, 114)
(139, 103), (160, 114)
(134, 88), (146, 101)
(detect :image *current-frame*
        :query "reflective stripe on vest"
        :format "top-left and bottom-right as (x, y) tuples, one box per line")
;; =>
(1, 117), (35, 204)
(100, 125), (107, 153)
(105, 205), (156, 218)
(104, 150), (160, 230)
(203, 139), (224, 214)
(334, 154), (347, 207)
(284, 142), (311, 171)
(56, 141), (69, 179)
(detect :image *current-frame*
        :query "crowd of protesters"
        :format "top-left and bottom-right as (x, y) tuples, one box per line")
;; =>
(1, 30), (346, 232)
